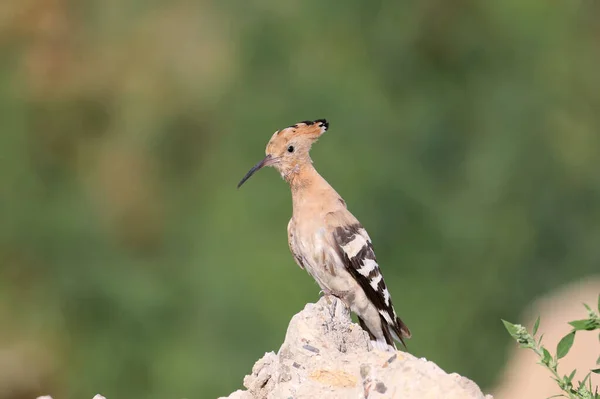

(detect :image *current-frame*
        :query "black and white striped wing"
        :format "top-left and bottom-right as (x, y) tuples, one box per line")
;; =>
(332, 222), (411, 347)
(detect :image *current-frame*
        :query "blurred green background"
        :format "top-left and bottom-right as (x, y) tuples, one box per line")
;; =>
(1, 0), (600, 398)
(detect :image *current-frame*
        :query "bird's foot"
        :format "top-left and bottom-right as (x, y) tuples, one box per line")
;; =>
(321, 292), (348, 320)
(319, 289), (336, 310)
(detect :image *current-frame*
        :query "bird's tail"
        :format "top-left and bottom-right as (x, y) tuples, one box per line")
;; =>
(358, 315), (411, 351)
(389, 315), (411, 349)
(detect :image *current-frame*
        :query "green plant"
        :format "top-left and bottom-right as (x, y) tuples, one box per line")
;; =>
(502, 295), (600, 399)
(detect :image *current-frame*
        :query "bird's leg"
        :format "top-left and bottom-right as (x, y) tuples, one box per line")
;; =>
(319, 289), (349, 320)
(318, 288), (337, 316)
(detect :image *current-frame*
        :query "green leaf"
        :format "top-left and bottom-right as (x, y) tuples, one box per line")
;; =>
(584, 303), (592, 312)
(565, 369), (577, 384)
(568, 319), (593, 331)
(533, 316), (541, 335)
(502, 320), (520, 338)
(556, 331), (576, 360)
(579, 373), (591, 390)
(597, 355), (600, 365)
(542, 348), (553, 366)
(592, 368), (600, 374)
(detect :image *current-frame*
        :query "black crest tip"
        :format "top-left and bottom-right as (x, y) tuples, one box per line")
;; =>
(315, 119), (329, 131)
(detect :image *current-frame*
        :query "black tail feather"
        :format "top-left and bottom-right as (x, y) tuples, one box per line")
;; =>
(357, 316), (376, 341)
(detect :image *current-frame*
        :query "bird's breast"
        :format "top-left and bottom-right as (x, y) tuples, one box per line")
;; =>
(290, 222), (356, 295)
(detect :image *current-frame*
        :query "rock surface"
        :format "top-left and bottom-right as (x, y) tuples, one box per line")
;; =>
(220, 296), (492, 399)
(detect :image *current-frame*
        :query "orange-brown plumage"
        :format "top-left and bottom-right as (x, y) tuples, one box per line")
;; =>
(238, 119), (410, 351)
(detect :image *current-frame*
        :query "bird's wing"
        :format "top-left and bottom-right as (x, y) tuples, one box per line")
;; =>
(287, 218), (305, 270)
(326, 210), (411, 346)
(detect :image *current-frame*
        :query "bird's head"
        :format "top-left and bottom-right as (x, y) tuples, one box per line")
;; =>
(237, 119), (328, 188)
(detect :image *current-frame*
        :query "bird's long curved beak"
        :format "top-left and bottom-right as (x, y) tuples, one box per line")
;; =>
(237, 154), (276, 189)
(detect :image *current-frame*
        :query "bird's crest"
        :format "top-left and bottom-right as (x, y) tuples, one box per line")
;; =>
(282, 119), (329, 138)
(270, 119), (328, 144)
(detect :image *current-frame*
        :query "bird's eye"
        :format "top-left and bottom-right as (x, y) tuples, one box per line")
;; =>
(287, 146), (294, 153)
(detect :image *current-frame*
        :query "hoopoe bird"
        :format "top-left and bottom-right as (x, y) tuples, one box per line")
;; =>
(238, 119), (411, 351)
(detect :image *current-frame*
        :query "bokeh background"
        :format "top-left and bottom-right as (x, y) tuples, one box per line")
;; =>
(1, 0), (600, 398)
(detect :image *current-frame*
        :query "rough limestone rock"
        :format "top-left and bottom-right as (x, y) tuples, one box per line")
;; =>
(221, 297), (492, 399)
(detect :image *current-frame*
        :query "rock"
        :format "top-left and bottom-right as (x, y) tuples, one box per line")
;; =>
(221, 296), (492, 399)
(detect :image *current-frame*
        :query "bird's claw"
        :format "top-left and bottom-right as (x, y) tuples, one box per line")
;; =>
(322, 293), (340, 318)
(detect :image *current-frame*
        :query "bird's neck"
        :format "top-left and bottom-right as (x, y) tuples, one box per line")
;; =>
(288, 163), (339, 217)
(287, 163), (319, 189)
